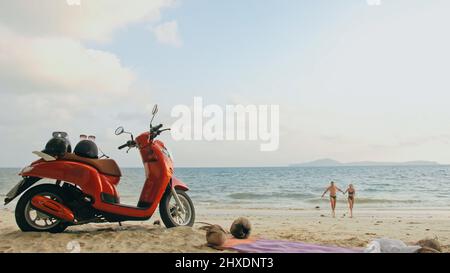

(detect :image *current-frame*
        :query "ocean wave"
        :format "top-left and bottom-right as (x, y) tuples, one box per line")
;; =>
(228, 192), (422, 204)
(228, 192), (313, 200)
(305, 197), (421, 204)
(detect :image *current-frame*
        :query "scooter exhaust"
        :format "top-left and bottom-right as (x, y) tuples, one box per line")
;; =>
(31, 195), (75, 223)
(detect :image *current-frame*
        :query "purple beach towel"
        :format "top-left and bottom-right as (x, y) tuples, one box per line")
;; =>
(229, 239), (362, 253)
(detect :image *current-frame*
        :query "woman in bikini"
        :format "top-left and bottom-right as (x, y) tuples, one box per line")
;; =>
(321, 181), (344, 218)
(344, 184), (356, 218)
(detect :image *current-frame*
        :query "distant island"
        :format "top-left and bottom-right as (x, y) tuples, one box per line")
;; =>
(290, 158), (440, 167)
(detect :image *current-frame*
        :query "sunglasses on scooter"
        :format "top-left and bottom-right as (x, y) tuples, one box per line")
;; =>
(79, 135), (96, 141)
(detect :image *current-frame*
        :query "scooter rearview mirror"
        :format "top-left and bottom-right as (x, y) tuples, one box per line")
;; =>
(115, 126), (125, 136)
(150, 104), (159, 127)
(152, 104), (158, 115)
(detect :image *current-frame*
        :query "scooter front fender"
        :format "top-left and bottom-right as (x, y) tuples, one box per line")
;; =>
(171, 176), (189, 191)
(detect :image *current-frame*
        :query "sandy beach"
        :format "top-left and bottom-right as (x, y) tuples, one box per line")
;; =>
(1, 206), (449, 253)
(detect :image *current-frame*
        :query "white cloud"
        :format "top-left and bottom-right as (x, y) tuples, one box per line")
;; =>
(151, 21), (183, 47)
(0, 1), (180, 95)
(0, 26), (134, 95)
(0, 0), (175, 42)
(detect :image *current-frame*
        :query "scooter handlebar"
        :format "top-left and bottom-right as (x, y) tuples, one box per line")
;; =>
(118, 140), (136, 150)
(118, 143), (128, 150)
(150, 125), (170, 140)
(151, 124), (163, 131)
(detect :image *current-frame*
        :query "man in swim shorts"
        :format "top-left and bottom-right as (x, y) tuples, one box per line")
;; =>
(321, 181), (344, 218)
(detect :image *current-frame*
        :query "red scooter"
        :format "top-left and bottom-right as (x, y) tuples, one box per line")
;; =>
(4, 105), (195, 233)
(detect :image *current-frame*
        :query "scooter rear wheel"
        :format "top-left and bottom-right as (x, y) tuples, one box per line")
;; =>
(15, 184), (69, 233)
(159, 189), (195, 228)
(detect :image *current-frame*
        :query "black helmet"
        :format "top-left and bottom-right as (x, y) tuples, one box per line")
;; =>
(74, 140), (98, 159)
(43, 137), (70, 158)
(52, 131), (71, 153)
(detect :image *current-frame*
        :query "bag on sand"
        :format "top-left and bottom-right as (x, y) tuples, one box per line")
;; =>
(364, 238), (421, 253)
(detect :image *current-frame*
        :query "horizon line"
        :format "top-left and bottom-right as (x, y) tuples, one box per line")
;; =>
(1, 164), (449, 169)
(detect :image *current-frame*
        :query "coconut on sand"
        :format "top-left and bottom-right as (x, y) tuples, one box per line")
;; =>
(200, 224), (227, 246)
(230, 217), (252, 239)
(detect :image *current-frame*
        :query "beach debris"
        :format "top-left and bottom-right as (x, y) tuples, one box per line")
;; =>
(230, 217), (252, 239)
(320, 214), (325, 217)
(416, 238), (442, 252)
(425, 229), (430, 231)
(199, 223), (227, 246)
(153, 220), (161, 226)
(315, 206), (320, 209)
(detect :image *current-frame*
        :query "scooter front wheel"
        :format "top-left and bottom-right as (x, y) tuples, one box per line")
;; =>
(159, 189), (195, 228)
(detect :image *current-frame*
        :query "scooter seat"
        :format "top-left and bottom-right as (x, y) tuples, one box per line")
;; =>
(61, 153), (122, 177)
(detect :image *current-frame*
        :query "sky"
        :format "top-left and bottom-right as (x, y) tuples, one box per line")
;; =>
(1, 0), (450, 167)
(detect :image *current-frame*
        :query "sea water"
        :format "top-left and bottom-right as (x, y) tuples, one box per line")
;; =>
(1, 166), (450, 210)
